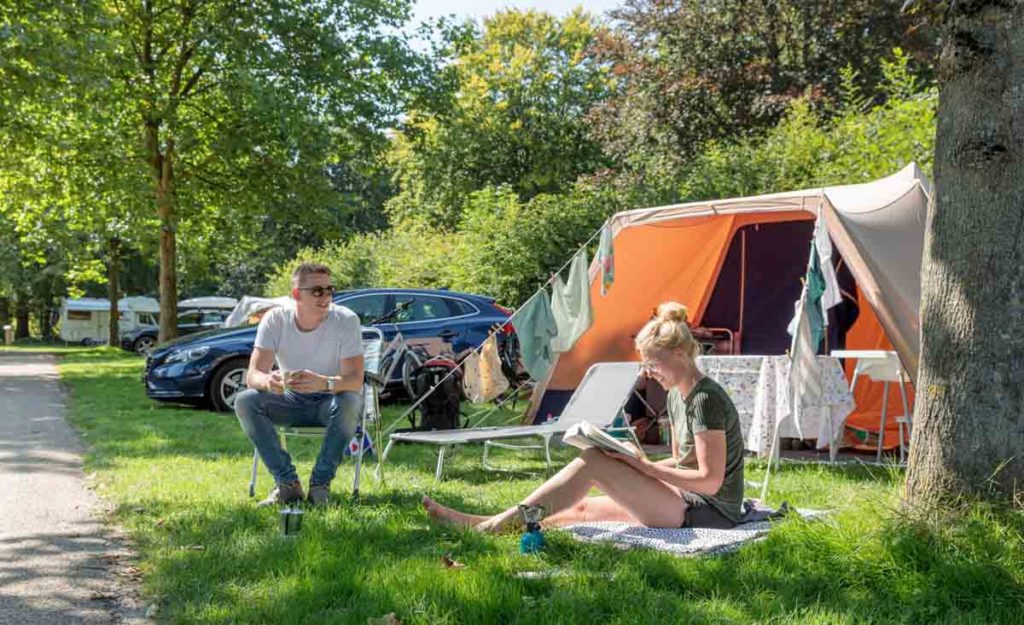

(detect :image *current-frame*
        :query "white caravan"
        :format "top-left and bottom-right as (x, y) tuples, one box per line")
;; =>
(58, 296), (160, 345)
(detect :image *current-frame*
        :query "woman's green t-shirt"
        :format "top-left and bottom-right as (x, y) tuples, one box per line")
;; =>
(666, 376), (745, 523)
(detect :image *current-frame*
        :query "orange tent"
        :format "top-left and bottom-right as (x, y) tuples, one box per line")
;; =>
(534, 164), (932, 450)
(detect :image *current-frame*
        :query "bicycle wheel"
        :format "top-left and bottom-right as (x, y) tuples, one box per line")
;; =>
(400, 349), (424, 402)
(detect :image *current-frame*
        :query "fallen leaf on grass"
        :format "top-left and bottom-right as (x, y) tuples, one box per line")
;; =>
(185, 544), (205, 551)
(441, 553), (466, 569)
(367, 613), (401, 625)
(155, 518), (165, 527)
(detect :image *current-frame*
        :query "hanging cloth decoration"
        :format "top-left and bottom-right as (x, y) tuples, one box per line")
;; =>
(462, 350), (485, 404)
(787, 212), (842, 402)
(550, 249), (593, 352)
(597, 223), (615, 296)
(511, 292), (559, 382)
(478, 333), (510, 401)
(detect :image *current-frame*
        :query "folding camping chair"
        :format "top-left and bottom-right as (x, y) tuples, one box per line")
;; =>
(832, 349), (913, 464)
(379, 362), (642, 481)
(247, 327), (388, 498)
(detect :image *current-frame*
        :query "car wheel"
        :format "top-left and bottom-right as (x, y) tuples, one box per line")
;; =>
(133, 336), (157, 355)
(210, 358), (249, 412)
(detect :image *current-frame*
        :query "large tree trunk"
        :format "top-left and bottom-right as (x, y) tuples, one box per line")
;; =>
(14, 297), (30, 340)
(38, 273), (57, 341)
(147, 124), (178, 344)
(140, 0), (179, 345)
(107, 237), (122, 347)
(157, 157), (178, 344)
(905, 1), (1024, 510)
(38, 303), (52, 340)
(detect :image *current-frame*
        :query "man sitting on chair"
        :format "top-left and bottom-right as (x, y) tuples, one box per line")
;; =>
(235, 263), (364, 507)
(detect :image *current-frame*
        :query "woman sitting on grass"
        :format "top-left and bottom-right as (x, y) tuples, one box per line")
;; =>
(423, 301), (745, 531)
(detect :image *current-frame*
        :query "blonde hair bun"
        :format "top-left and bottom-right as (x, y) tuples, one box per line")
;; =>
(634, 301), (700, 361)
(656, 302), (688, 324)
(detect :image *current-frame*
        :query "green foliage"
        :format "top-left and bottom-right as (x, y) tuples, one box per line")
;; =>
(447, 184), (618, 305)
(0, 75), (151, 336)
(264, 219), (459, 297)
(5, 0), (940, 337)
(269, 182), (621, 306)
(386, 9), (614, 228)
(2, 0), (433, 333)
(273, 53), (937, 310)
(590, 0), (941, 176)
(679, 51), (937, 201)
(55, 349), (1024, 624)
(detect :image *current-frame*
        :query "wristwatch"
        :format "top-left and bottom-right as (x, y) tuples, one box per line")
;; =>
(326, 376), (335, 393)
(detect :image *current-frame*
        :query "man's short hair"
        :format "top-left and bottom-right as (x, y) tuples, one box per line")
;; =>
(291, 262), (331, 287)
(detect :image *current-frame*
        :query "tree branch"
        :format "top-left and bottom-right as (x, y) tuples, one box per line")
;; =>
(111, 0), (146, 68)
(179, 68), (204, 99)
(169, 3), (199, 99)
(184, 80), (217, 99)
(186, 163), (236, 193)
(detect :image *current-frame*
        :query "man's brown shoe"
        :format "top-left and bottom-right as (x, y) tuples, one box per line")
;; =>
(257, 480), (305, 507)
(307, 482), (331, 507)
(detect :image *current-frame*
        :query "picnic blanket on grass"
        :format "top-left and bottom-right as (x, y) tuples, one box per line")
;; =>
(564, 506), (825, 557)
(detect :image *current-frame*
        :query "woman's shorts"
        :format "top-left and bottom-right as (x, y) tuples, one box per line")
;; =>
(680, 491), (736, 529)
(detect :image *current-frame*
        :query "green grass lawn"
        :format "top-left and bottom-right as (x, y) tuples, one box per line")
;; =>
(55, 349), (1024, 624)
(1, 341), (97, 355)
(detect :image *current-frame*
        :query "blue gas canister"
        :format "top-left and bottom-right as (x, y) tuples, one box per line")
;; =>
(518, 504), (546, 554)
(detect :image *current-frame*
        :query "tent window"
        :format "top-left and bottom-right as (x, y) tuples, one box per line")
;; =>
(67, 310), (92, 321)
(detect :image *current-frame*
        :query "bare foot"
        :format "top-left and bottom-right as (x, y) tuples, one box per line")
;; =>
(422, 496), (490, 529)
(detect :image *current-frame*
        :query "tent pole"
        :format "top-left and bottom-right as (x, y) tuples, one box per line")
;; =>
(738, 229), (747, 347)
(760, 410), (784, 501)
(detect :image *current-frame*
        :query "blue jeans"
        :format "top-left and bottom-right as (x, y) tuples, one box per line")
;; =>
(235, 388), (362, 486)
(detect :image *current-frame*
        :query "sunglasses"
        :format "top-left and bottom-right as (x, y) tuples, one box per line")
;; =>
(296, 285), (336, 298)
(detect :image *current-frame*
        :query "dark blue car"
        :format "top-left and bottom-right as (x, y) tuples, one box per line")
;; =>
(143, 288), (512, 412)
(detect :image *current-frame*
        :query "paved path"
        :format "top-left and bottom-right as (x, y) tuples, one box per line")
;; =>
(0, 353), (143, 624)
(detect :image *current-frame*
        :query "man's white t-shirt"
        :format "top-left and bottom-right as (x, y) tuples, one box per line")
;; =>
(254, 304), (363, 377)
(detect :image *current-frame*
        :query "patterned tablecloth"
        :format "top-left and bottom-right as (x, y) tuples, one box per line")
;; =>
(695, 355), (855, 456)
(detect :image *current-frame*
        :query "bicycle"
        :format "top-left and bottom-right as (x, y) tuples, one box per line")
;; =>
(366, 301), (432, 402)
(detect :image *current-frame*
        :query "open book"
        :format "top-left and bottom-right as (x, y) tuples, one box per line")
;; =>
(562, 422), (644, 459)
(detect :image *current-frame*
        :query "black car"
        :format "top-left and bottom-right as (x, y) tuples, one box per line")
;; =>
(121, 309), (231, 354)
(142, 288), (513, 412)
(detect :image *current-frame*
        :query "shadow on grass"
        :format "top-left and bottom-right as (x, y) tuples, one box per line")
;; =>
(56, 350), (1024, 623)
(118, 492), (1024, 625)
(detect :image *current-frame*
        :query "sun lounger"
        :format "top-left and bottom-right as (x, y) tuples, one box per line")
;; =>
(379, 362), (641, 480)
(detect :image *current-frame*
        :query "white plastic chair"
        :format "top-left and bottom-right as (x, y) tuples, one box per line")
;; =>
(247, 327), (387, 498)
(832, 349), (913, 464)
(380, 362), (642, 481)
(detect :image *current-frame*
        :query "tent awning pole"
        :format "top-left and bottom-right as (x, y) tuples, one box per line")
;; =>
(738, 229), (747, 342)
